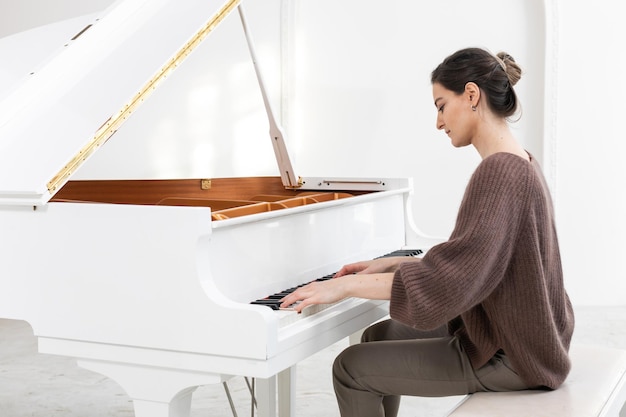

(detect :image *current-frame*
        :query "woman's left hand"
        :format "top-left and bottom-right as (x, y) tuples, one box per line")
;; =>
(280, 278), (347, 313)
(280, 272), (394, 313)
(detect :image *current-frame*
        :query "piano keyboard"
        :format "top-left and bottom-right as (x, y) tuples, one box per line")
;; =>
(250, 249), (423, 325)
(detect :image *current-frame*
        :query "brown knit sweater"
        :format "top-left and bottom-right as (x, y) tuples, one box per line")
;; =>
(390, 152), (574, 389)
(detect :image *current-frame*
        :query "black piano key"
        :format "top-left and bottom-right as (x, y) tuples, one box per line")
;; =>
(375, 248), (423, 258)
(314, 275), (333, 282)
(251, 300), (282, 310)
(263, 292), (292, 298)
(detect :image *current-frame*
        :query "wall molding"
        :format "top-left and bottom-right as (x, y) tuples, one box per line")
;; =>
(542, 0), (560, 203)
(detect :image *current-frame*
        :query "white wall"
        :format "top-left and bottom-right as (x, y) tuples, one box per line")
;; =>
(0, 0), (624, 306)
(555, 0), (626, 305)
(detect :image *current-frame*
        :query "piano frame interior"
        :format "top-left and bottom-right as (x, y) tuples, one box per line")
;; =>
(51, 177), (369, 221)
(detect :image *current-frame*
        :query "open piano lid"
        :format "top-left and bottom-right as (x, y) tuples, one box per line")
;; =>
(0, 0), (390, 207)
(0, 0), (240, 206)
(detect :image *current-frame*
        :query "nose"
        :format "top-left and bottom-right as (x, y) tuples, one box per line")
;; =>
(436, 113), (444, 130)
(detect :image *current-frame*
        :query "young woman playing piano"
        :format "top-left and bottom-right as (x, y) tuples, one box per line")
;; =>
(280, 47), (575, 417)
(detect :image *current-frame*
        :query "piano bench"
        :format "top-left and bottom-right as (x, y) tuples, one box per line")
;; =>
(446, 345), (626, 417)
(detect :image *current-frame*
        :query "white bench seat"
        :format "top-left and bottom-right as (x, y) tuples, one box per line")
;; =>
(447, 345), (626, 417)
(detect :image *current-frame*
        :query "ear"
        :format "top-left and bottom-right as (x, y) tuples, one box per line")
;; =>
(464, 82), (481, 106)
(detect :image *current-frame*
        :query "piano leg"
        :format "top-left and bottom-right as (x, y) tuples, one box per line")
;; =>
(256, 376), (277, 417)
(132, 388), (195, 417)
(349, 329), (365, 345)
(76, 358), (225, 417)
(255, 366), (296, 417)
(278, 366), (296, 417)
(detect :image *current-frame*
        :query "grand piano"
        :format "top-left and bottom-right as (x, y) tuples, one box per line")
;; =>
(0, 1), (440, 416)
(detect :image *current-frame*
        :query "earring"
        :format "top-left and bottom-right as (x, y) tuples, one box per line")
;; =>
(471, 105), (477, 111)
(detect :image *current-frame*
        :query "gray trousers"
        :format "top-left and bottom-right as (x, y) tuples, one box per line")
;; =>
(332, 319), (530, 417)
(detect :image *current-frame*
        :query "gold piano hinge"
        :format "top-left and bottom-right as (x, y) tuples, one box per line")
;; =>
(201, 179), (211, 190)
(46, 0), (241, 194)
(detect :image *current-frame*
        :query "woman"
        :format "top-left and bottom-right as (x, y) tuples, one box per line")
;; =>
(280, 47), (575, 417)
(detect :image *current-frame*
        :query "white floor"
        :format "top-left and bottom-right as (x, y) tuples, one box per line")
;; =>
(1, 305), (625, 417)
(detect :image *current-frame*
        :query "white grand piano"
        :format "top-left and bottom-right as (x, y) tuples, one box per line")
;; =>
(0, 1), (440, 416)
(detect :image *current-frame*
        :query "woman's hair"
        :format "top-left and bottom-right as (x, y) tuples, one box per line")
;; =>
(431, 47), (522, 119)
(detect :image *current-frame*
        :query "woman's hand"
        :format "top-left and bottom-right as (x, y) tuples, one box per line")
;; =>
(280, 278), (347, 313)
(280, 272), (395, 313)
(334, 256), (417, 277)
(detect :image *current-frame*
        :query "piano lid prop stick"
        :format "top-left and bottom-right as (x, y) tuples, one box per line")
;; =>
(237, 4), (300, 189)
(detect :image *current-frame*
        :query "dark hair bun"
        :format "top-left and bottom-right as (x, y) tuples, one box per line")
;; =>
(497, 52), (522, 87)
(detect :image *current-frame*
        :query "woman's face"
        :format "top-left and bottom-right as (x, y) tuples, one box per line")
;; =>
(432, 82), (474, 148)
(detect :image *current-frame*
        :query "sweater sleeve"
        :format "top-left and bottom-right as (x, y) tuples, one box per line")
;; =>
(390, 153), (532, 329)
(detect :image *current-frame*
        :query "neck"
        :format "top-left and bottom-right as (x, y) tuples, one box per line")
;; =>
(472, 119), (528, 161)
